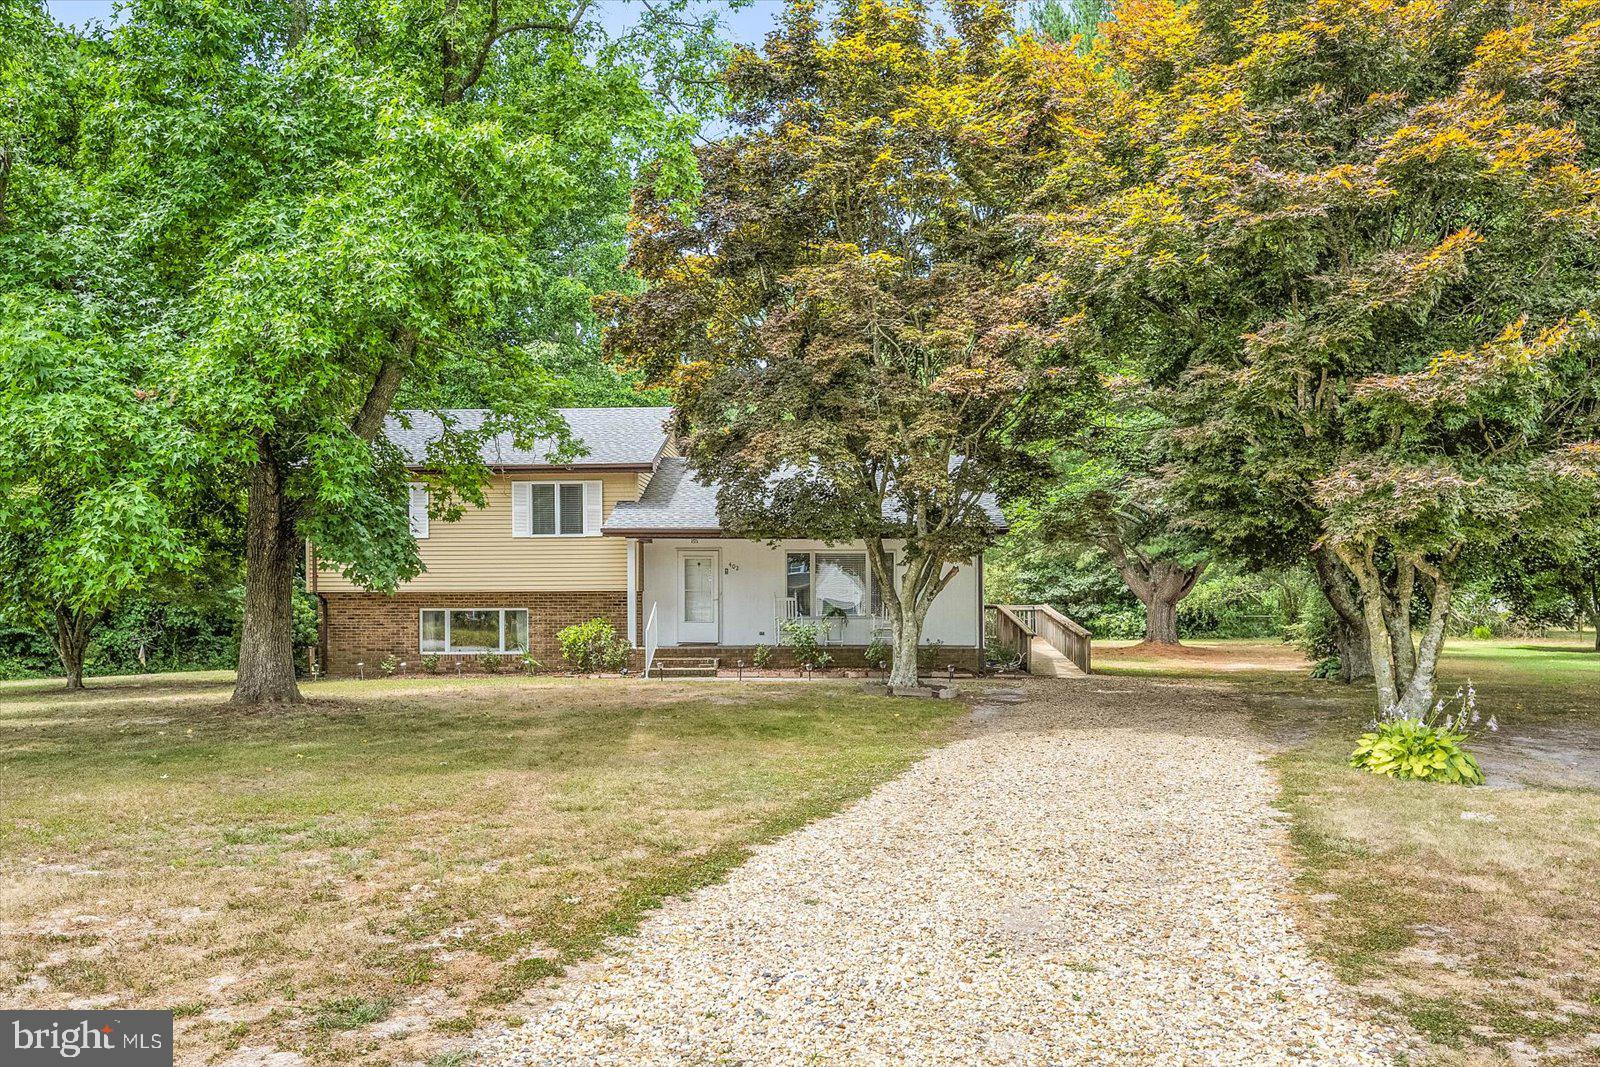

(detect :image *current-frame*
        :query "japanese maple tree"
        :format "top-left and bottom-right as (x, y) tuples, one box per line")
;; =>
(604, 0), (1092, 688)
(1029, 0), (1600, 713)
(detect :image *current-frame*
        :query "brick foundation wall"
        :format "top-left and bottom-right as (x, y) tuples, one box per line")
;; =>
(320, 590), (628, 674)
(319, 591), (983, 676)
(650, 644), (983, 673)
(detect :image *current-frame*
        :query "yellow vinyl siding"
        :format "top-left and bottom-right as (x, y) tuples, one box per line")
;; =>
(316, 472), (637, 593)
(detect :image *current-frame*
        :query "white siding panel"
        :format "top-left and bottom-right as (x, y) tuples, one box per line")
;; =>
(639, 537), (980, 648)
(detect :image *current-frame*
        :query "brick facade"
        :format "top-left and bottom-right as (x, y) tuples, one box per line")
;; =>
(318, 590), (983, 676)
(319, 590), (628, 674)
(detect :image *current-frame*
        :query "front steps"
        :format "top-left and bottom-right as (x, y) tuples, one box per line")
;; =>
(650, 655), (719, 678)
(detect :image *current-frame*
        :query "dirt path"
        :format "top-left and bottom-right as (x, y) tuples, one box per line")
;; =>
(477, 677), (1400, 1065)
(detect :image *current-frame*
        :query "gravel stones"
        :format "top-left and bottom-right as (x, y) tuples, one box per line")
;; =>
(478, 678), (1400, 1065)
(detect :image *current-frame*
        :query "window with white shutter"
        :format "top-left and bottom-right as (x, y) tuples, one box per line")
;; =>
(408, 483), (429, 539)
(582, 480), (603, 536)
(511, 480), (602, 537)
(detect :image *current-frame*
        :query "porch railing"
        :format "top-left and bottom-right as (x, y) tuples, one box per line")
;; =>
(643, 601), (659, 679)
(775, 596), (893, 646)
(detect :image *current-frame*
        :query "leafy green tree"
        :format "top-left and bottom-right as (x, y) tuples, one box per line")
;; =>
(0, 316), (197, 688)
(60, 0), (721, 704)
(605, 0), (1090, 688)
(1029, 0), (1600, 713)
(1493, 528), (1600, 650)
(1029, 0), (1111, 52)
(0, 2), (196, 689)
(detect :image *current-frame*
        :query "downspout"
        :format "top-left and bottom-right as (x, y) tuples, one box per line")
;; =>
(306, 541), (327, 675)
(975, 553), (985, 657)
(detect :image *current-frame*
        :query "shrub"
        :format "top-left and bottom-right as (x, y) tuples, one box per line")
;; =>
(558, 618), (628, 673)
(1349, 684), (1493, 786)
(864, 636), (892, 669)
(421, 653), (441, 674)
(520, 653), (544, 674)
(985, 639), (1023, 670)
(779, 620), (828, 668)
(751, 644), (773, 669)
(379, 654), (400, 677)
(1089, 607), (1146, 640)
(1176, 570), (1288, 638)
(1309, 655), (1342, 680)
(477, 653), (502, 674)
(1470, 624), (1494, 640)
(916, 639), (945, 670)
(1284, 594), (1339, 661)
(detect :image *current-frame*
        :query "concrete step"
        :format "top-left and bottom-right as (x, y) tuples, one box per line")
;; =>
(651, 656), (720, 679)
(654, 665), (718, 678)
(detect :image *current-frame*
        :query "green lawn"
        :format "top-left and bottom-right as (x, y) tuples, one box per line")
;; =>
(0, 673), (957, 1065)
(1103, 636), (1600, 1064)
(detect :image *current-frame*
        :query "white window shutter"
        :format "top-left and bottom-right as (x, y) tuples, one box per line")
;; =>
(511, 482), (532, 537)
(408, 483), (429, 539)
(582, 480), (603, 536)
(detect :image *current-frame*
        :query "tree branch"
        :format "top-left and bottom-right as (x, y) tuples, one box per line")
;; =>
(351, 331), (416, 442)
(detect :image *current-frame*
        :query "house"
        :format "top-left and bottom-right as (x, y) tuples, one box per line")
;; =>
(310, 407), (996, 673)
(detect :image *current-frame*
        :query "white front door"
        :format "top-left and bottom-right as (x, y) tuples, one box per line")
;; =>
(680, 552), (719, 644)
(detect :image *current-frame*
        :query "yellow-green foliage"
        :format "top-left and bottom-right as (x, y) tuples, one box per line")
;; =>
(1349, 718), (1485, 785)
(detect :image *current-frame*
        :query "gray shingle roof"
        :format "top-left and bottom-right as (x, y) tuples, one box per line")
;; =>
(387, 407), (672, 469)
(603, 457), (1009, 534)
(603, 458), (723, 533)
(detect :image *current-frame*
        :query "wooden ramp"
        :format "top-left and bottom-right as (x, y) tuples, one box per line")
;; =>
(988, 604), (1092, 676)
(1026, 640), (1085, 677)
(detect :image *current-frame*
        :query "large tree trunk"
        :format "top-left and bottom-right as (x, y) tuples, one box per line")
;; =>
(1106, 544), (1206, 646)
(1394, 572), (1452, 717)
(50, 607), (94, 691)
(871, 540), (956, 690)
(1144, 594), (1179, 645)
(233, 448), (303, 705)
(887, 603), (927, 689)
(1334, 544), (1455, 717)
(1310, 545), (1373, 683)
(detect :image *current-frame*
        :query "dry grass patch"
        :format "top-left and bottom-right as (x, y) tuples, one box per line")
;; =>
(0, 673), (958, 1065)
(1098, 637), (1600, 1061)
(1235, 641), (1600, 1064)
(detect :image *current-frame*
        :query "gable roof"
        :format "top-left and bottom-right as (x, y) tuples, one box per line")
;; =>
(387, 407), (672, 470)
(602, 457), (1010, 536)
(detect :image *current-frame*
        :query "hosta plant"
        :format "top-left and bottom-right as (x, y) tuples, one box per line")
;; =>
(1350, 685), (1493, 786)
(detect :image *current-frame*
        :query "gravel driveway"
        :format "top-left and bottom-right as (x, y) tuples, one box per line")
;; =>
(478, 677), (1398, 1065)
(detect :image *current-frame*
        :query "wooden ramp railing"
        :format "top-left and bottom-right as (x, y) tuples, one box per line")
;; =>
(987, 604), (1092, 676)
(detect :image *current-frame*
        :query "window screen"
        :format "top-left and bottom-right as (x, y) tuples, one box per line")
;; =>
(503, 610), (529, 653)
(529, 484), (557, 535)
(420, 610), (447, 652)
(559, 483), (584, 534)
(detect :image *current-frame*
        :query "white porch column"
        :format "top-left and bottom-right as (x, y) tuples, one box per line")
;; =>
(626, 537), (638, 647)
